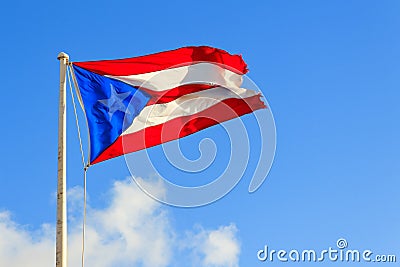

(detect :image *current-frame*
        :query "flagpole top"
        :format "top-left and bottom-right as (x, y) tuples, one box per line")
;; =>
(57, 52), (69, 61)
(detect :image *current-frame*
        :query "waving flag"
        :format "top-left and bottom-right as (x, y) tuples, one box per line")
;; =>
(72, 46), (266, 165)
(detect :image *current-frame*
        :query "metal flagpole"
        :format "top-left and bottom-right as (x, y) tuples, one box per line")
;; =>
(56, 52), (69, 267)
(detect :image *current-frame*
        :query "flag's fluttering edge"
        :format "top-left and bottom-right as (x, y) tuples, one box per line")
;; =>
(72, 46), (266, 165)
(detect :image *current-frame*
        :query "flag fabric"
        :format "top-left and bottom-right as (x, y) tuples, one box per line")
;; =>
(72, 46), (266, 165)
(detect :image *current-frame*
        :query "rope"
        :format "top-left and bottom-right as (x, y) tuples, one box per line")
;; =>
(69, 64), (92, 166)
(82, 167), (87, 267)
(67, 66), (86, 168)
(67, 66), (89, 267)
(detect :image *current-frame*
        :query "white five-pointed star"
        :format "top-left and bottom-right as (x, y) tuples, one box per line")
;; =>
(98, 84), (131, 120)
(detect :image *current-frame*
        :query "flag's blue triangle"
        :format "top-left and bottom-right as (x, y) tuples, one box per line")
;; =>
(72, 65), (150, 163)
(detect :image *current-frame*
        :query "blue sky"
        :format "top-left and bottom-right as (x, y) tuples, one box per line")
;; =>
(0, 0), (399, 266)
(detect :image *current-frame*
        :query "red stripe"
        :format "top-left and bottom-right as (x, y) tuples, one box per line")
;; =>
(143, 84), (219, 105)
(73, 46), (248, 76)
(91, 94), (266, 164)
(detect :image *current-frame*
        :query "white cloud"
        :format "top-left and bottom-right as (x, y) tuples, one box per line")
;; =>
(68, 178), (173, 267)
(0, 178), (240, 267)
(184, 224), (240, 267)
(202, 225), (240, 267)
(0, 212), (54, 267)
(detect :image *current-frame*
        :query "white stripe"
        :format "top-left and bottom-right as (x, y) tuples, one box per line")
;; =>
(122, 86), (257, 136)
(107, 62), (243, 92)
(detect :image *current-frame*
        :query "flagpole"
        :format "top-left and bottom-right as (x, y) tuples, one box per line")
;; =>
(56, 52), (69, 267)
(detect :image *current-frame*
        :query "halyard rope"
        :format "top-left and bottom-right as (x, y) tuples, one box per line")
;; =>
(67, 66), (86, 168)
(67, 66), (88, 267)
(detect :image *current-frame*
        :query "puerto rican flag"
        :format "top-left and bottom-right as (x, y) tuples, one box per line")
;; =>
(72, 46), (266, 165)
